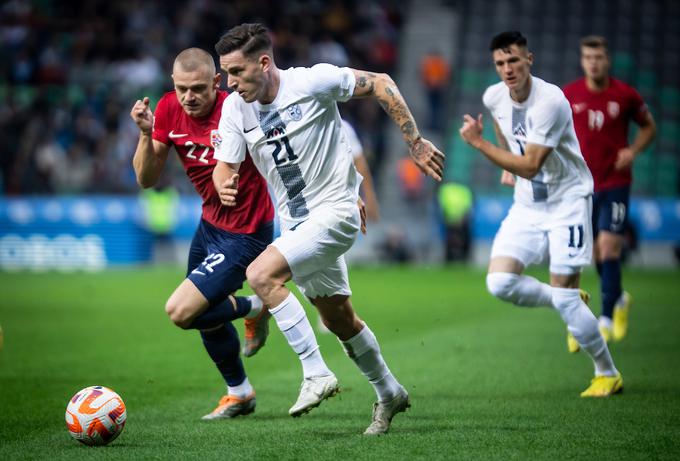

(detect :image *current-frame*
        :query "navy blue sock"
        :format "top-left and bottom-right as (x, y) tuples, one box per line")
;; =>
(596, 262), (603, 277)
(600, 259), (622, 319)
(189, 296), (251, 330)
(200, 322), (246, 387)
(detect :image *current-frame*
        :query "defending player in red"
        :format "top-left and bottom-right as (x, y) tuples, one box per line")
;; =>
(563, 36), (656, 349)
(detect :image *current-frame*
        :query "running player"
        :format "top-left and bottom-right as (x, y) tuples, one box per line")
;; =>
(459, 31), (622, 397)
(212, 23), (444, 434)
(130, 48), (332, 419)
(563, 36), (656, 346)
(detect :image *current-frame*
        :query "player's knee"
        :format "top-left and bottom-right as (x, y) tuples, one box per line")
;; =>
(164, 299), (194, 329)
(246, 263), (272, 296)
(486, 272), (519, 303)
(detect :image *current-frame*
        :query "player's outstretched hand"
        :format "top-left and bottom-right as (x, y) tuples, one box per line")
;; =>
(218, 174), (239, 207)
(459, 114), (483, 147)
(130, 97), (153, 134)
(410, 138), (445, 181)
(357, 197), (367, 235)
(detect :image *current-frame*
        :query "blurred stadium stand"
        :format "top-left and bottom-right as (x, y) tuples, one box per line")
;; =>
(0, 0), (678, 270)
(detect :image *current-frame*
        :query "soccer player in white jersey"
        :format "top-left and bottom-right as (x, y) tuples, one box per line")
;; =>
(212, 23), (444, 434)
(459, 31), (623, 397)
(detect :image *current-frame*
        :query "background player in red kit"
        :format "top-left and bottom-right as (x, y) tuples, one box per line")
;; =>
(129, 48), (277, 419)
(563, 36), (656, 347)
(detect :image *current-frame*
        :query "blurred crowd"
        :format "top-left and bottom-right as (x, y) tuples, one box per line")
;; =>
(0, 0), (404, 195)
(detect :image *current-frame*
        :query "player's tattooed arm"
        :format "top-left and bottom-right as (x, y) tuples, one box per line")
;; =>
(351, 69), (445, 181)
(352, 70), (419, 147)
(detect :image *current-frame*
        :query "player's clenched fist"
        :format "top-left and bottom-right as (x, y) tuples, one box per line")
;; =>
(218, 174), (239, 206)
(130, 97), (153, 134)
(459, 114), (484, 147)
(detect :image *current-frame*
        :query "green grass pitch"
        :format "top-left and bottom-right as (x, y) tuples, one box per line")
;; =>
(1, 265), (679, 460)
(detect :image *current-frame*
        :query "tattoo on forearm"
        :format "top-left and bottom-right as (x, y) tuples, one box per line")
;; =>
(358, 73), (377, 93)
(401, 121), (416, 143)
(378, 91), (418, 143)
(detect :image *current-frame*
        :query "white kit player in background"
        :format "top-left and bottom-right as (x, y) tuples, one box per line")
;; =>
(212, 23), (444, 435)
(459, 31), (623, 397)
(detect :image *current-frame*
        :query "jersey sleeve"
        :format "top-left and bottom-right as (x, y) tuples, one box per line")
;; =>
(307, 64), (356, 102)
(482, 86), (494, 112)
(151, 95), (170, 145)
(526, 95), (570, 148)
(626, 85), (650, 126)
(213, 97), (247, 164)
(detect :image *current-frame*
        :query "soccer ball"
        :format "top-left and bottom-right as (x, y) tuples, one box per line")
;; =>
(65, 386), (127, 446)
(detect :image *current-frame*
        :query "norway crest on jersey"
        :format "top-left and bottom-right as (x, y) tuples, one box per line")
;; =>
(607, 101), (620, 118)
(210, 129), (222, 149)
(285, 103), (303, 122)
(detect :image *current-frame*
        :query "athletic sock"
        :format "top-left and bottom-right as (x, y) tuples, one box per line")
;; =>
(600, 259), (622, 319)
(200, 322), (247, 387)
(227, 377), (254, 399)
(189, 296), (251, 330)
(340, 323), (403, 403)
(269, 292), (332, 378)
(486, 272), (553, 307)
(552, 287), (618, 376)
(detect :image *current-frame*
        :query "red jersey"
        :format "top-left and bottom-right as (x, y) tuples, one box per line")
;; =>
(563, 77), (649, 192)
(152, 90), (274, 233)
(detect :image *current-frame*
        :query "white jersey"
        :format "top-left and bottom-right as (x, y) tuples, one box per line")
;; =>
(341, 119), (363, 159)
(215, 64), (360, 227)
(483, 76), (593, 206)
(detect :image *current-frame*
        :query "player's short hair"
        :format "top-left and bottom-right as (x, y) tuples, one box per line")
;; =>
(580, 35), (608, 52)
(214, 23), (272, 59)
(174, 48), (216, 75)
(489, 31), (527, 52)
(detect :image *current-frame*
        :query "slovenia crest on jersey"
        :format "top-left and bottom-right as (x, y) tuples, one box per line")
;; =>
(286, 103), (303, 121)
(210, 129), (222, 149)
(607, 101), (620, 118)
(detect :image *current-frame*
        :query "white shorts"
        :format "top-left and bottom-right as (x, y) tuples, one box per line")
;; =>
(490, 196), (593, 274)
(273, 201), (360, 298)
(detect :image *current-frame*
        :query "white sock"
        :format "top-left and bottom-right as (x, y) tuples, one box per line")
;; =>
(269, 292), (332, 378)
(552, 287), (618, 376)
(341, 323), (403, 403)
(486, 272), (553, 307)
(244, 295), (263, 319)
(228, 377), (253, 399)
(599, 316), (612, 329)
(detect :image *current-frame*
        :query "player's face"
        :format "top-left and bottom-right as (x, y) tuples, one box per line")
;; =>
(220, 50), (267, 103)
(581, 46), (610, 82)
(492, 45), (533, 92)
(172, 67), (220, 118)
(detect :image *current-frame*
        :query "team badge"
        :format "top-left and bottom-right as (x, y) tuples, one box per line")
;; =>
(286, 103), (303, 121)
(607, 101), (620, 118)
(572, 103), (586, 114)
(210, 129), (222, 148)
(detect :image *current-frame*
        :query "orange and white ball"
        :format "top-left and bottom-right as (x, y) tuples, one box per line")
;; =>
(65, 386), (126, 446)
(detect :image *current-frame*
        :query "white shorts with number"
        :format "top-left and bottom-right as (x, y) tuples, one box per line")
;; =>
(273, 201), (360, 298)
(490, 196), (593, 274)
